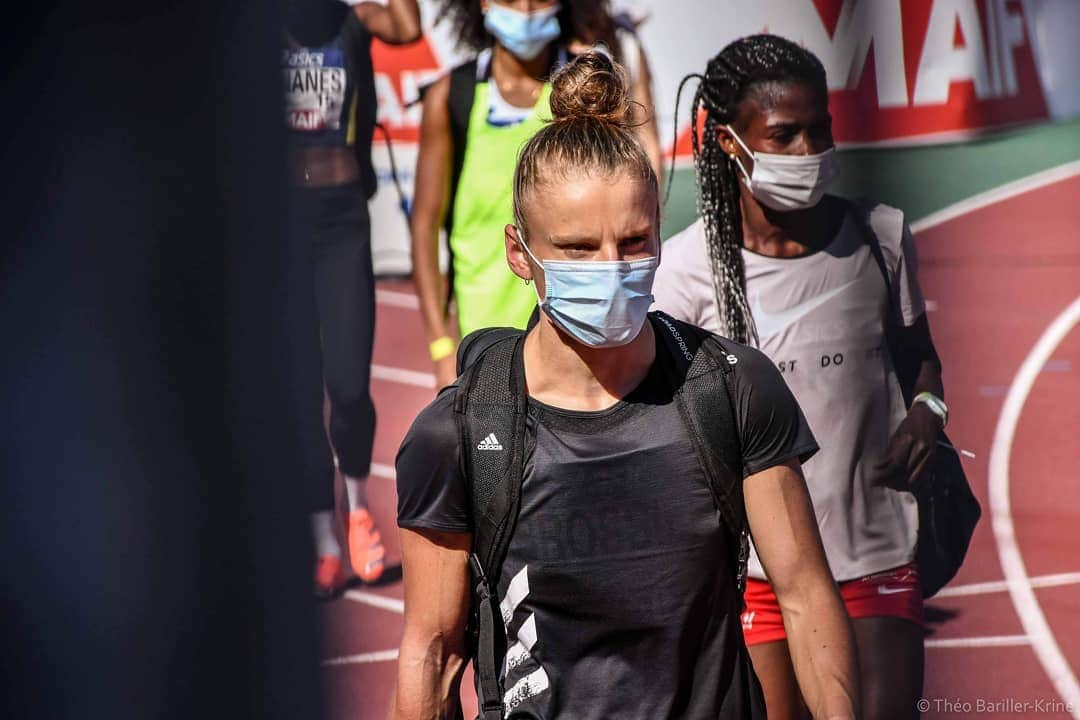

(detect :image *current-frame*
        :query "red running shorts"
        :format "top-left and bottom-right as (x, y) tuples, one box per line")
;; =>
(740, 563), (923, 647)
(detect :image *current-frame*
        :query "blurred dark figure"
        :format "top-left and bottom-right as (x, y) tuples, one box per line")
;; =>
(0, 1), (347, 717)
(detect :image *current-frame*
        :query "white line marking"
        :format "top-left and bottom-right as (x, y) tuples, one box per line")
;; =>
(372, 364), (436, 389)
(370, 462), (396, 481)
(376, 289), (419, 309)
(925, 635), (1031, 649)
(989, 294), (1080, 718)
(322, 648), (399, 666)
(937, 571), (1080, 598)
(344, 589), (404, 615)
(911, 159), (1080, 234)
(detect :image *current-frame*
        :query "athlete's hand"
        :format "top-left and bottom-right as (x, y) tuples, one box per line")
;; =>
(874, 403), (942, 491)
(434, 355), (458, 390)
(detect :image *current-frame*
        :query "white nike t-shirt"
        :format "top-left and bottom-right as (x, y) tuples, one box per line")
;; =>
(653, 200), (925, 582)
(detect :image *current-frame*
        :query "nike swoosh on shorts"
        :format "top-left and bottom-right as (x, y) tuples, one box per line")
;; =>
(750, 279), (860, 339)
(877, 586), (914, 595)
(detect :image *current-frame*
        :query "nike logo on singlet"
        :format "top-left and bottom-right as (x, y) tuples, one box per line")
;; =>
(750, 280), (860, 339)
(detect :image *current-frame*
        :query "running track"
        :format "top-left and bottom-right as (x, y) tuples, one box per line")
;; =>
(321, 165), (1080, 719)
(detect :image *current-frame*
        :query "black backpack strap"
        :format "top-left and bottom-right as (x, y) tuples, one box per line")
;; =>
(440, 59), (478, 316)
(445, 58), (477, 238)
(453, 330), (527, 719)
(846, 198), (922, 404)
(456, 326), (523, 378)
(650, 311), (750, 591)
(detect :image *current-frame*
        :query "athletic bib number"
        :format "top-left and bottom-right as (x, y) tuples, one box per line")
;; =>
(283, 47), (347, 133)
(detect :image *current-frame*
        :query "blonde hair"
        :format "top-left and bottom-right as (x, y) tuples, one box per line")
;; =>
(512, 52), (659, 232)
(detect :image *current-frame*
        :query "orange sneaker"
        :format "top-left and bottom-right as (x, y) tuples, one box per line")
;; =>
(348, 508), (385, 583)
(314, 554), (347, 599)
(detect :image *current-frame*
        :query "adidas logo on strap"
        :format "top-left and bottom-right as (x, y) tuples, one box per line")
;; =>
(477, 433), (503, 451)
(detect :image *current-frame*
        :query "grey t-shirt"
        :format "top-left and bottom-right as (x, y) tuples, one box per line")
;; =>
(653, 200), (925, 581)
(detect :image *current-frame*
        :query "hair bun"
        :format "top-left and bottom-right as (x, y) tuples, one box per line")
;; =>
(549, 51), (634, 127)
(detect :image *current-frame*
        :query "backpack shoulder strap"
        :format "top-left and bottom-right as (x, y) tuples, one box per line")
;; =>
(846, 199), (922, 402)
(440, 58), (479, 317)
(456, 326), (523, 377)
(453, 329), (527, 720)
(848, 199), (894, 309)
(650, 311), (750, 590)
(444, 58), (478, 236)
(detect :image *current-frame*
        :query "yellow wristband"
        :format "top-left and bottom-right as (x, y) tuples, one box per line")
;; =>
(429, 336), (456, 362)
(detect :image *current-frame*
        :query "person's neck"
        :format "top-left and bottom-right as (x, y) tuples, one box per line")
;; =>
(491, 43), (553, 84)
(739, 186), (826, 258)
(523, 315), (656, 412)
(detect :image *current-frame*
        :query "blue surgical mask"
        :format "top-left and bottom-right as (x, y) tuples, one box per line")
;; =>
(520, 229), (658, 348)
(484, 3), (562, 62)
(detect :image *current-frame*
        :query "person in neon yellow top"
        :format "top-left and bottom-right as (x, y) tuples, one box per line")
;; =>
(411, 0), (621, 388)
(449, 79), (553, 337)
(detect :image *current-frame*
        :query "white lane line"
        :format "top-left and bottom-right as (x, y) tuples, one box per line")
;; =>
(925, 635), (1031, 649)
(322, 648), (399, 666)
(370, 462), (396, 481)
(989, 295), (1080, 719)
(910, 159), (1080, 234)
(376, 289), (419, 310)
(938, 571), (1080, 598)
(344, 589), (405, 615)
(372, 364), (435, 389)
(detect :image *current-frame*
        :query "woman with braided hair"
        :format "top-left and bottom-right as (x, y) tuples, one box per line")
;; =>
(654, 34), (946, 719)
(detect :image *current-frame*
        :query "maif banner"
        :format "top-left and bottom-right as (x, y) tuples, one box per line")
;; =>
(368, 0), (1080, 274)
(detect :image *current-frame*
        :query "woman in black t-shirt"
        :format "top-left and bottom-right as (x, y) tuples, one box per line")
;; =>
(391, 52), (859, 720)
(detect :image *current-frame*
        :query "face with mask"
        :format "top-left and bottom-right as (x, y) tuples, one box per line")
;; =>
(483, 0), (562, 62)
(506, 171), (660, 349)
(719, 81), (836, 212)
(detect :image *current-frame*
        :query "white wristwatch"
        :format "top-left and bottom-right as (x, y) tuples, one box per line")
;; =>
(912, 391), (948, 428)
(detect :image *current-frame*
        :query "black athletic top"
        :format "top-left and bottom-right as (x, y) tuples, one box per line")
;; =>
(397, 334), (818, 719)
(283, 11), (377, 197)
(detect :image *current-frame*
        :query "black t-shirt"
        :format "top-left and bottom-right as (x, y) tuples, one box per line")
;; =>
(397, 335), (818, 720)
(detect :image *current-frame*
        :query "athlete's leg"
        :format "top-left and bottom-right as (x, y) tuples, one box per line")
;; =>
(313, 190), (377, 480)
(852, 616), (923, 719)
(842, 565), (925, 719)
(287, 185), (344, 596)
(312, 186), (382, 581)
(747, 641), (811, 720)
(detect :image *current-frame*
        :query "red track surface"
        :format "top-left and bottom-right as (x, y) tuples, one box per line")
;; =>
(322, 174), (1080, 719)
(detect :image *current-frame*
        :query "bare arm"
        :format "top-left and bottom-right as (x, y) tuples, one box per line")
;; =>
(629, 44), (663, 185)
(745, 459), (859, 720)
(354, 0), (422, 45)
(389, 527), (472, 720)
(410, 74), (459, 387)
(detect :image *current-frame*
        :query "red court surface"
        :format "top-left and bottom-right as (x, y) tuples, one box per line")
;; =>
(320, 171), (1080, 719)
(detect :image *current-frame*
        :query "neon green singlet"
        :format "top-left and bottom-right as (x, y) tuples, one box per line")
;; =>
(449, 81), (551, 337)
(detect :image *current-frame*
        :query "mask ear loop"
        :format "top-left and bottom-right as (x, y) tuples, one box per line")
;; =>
(515, 226), (546, 299)
(724, 125), (754, 187)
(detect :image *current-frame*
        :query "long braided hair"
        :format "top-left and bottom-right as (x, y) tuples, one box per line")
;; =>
(671, 34), (827, 345)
